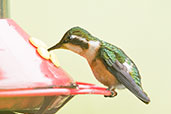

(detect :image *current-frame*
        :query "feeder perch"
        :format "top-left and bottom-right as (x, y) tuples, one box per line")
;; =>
(0, 19), (112, 114)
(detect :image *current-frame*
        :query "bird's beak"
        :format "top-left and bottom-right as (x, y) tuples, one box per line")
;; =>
(48, 42), (62, 51)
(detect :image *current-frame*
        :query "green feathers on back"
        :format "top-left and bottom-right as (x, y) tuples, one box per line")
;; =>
(101, 41), (126, 63)
(100, 41), (142, 89)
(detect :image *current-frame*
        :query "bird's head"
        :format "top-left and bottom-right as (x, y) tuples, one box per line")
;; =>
(48, 27), (100, 55)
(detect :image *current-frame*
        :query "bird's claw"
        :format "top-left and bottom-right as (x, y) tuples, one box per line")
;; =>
(104, 88), (117, 97)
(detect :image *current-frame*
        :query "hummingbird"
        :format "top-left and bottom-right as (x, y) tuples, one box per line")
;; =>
(48, 27), (150, 104)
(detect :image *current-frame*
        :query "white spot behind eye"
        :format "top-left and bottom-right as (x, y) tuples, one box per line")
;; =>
(70, 35), (77, 39)
(70, 35), (87, 42)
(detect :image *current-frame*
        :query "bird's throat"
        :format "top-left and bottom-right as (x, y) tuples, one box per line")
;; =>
(82, 40), (101, 64)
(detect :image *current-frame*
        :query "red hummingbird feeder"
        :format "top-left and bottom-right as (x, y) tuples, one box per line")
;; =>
(0, 19), (112, 114)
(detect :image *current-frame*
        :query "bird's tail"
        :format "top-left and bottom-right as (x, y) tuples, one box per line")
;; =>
(107, 62), (151, 104)
(136, 90), (150, 104)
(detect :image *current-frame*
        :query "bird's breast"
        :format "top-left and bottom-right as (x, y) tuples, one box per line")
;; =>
(90, 58), (121, 88)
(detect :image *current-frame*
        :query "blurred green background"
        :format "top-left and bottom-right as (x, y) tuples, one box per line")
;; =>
(9, 0), (171, 114)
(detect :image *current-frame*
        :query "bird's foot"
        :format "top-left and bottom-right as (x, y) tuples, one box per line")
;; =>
(104, 87), (117, 97)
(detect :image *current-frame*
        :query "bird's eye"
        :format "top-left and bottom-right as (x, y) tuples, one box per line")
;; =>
(68, 36), (71, 40)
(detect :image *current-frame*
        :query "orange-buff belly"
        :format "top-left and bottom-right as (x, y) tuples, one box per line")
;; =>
(90, 58), (119, 88)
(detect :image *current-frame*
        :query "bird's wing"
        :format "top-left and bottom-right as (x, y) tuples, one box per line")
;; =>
(99, 47), (150, 104)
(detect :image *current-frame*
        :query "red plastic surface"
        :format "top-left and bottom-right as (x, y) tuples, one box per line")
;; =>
(0, 19), (73, 89)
